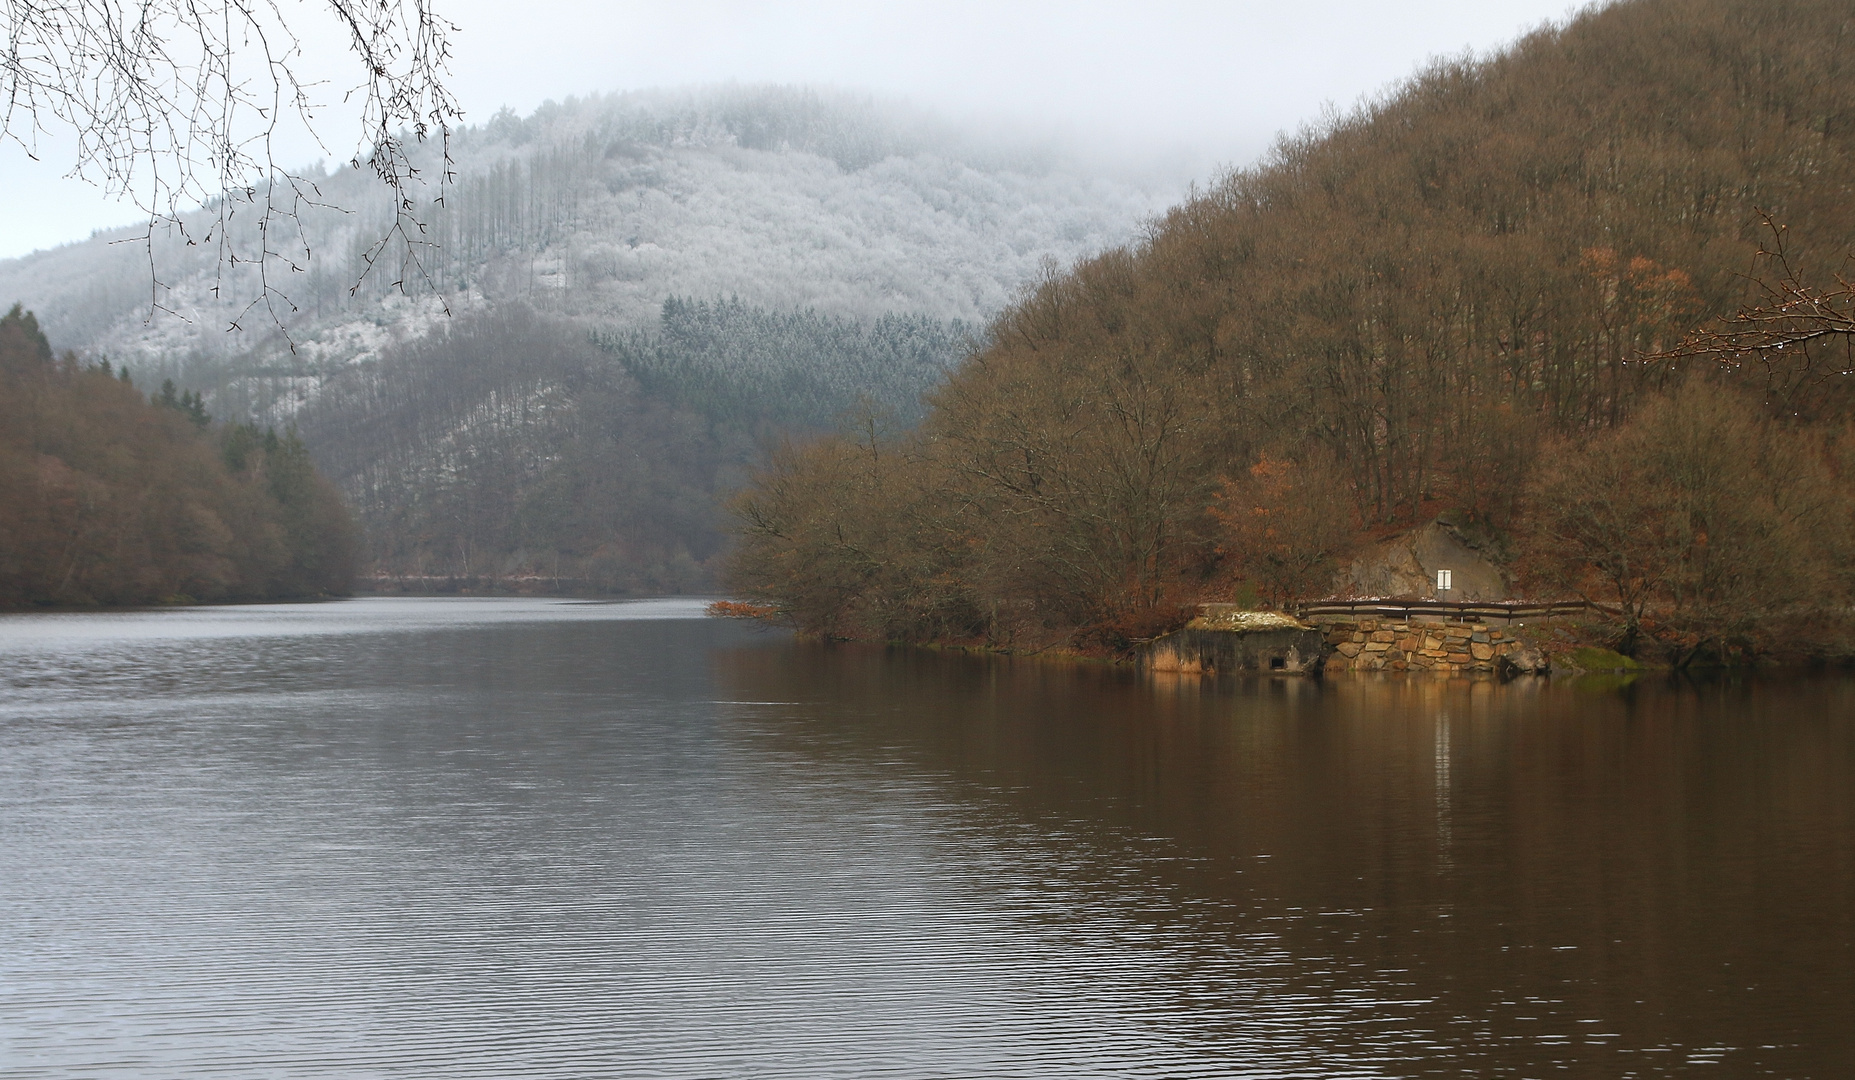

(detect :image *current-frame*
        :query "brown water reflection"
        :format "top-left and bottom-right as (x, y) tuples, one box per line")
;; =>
(5, 602), (1849, 1078)
(716, 645), (1855, 1077)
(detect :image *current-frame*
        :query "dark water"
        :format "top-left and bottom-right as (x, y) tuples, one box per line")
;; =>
(1, 598), (1850, 1078)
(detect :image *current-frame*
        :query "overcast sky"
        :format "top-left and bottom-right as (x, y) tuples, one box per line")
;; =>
(0, 0), (1585, 261)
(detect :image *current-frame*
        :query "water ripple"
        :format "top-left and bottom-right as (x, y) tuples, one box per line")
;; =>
(3, 598), (1851, 1077)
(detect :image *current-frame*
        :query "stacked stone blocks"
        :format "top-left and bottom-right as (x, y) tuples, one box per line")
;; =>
(1316, 617), (1521, 674)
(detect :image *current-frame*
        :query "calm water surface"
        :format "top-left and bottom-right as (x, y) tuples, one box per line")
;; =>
(1, 597), (1851, 1077)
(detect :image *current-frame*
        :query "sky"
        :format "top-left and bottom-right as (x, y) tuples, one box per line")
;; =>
(0, 0), (1586, 261)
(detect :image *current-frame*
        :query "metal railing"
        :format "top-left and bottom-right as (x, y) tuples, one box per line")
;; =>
(1291, 599), (1609, 624)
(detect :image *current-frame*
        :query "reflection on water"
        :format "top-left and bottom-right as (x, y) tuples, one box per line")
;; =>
(2, 599), (1852, 1077)
(1434, 710), (1452, 869)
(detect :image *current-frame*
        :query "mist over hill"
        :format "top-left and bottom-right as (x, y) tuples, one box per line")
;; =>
(0, 86), (1165, 390)
(0, 86), (1167, 593)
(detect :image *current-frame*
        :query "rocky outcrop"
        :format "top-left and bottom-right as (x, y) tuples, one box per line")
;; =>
(1336, 519), (1510, 601)
(1495, 642), (1550, 676)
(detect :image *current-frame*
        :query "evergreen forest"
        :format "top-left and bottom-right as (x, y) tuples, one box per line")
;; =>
(724, 0), (1855, 660)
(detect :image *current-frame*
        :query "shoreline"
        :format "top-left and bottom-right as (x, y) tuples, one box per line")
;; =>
(743, 605), (1855, 677)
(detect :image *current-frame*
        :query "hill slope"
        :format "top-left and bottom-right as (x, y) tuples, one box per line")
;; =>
(724, 0), (1855, 654)
(0, 86), (1164, 386)
(0, 88), (1167, 592)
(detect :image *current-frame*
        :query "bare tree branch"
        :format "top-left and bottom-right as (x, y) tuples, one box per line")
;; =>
(2, 0), (460, 334)
(1647, 211), (1855, 415)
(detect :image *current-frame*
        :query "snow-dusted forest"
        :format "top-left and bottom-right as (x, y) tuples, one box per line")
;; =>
(0, 86), (1163, 388)
(0, 86), (1168, 590)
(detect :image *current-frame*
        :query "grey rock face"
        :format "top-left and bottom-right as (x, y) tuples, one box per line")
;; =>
(1336, 519), (1511, 601)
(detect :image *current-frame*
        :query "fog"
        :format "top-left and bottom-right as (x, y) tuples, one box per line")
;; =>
(0, 0), (1580, 260)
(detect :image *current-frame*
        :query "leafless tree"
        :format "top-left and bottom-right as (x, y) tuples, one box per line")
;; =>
(1647, 212), (1855, 418)
(2, 0), (461, 329)
(1211, 451), (1358, 610)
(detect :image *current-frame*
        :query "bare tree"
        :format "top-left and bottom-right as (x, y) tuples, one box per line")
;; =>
(2, 0), (460, 328)
(1523, 381), (1841, 659)
(1648, 212), (1855, 418)
(1211, 451), (1358, 610)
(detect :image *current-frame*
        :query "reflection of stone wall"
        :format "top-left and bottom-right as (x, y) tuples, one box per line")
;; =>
(1318, 618), (1542, 675)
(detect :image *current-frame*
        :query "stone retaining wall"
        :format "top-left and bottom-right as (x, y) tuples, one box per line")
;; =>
(1316, 617), (1527, 674)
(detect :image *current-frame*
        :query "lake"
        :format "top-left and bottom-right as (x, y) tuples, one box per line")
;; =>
(2, 597), (1850, 1077)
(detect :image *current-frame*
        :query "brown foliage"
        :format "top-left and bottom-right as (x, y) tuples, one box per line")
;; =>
(723, 419), (984, 643)
(705, 600), (778, 619)
(725, 0), (1855, 650)
(0, 307), (357, 606)
(1522, 382), (1845, 656)
(1211, 453), (1360, 609)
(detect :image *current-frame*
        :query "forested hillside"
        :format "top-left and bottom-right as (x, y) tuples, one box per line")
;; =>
(726, 0), (1855, 659)
(0, 87), (1155, 592)
(596, 299), (973, 429)
(275, 298), (974, 592)
(0, 307), (356, 607)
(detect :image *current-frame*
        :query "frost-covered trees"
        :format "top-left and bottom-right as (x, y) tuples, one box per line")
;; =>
(598, 297), (971, 428)
(0, 86), (1162, 374)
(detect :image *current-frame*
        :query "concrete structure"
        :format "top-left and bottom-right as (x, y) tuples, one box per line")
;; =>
(1142, 607), (1327, 674)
